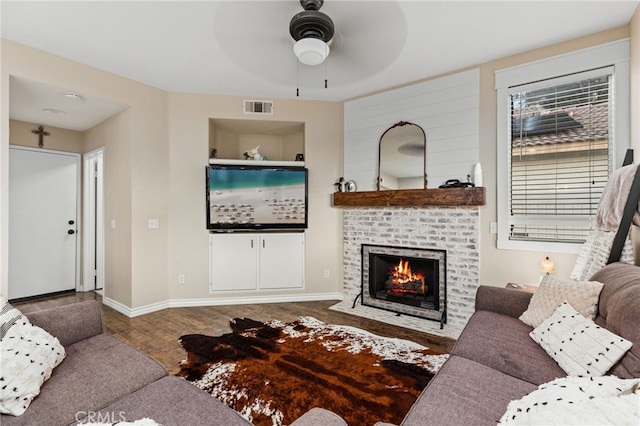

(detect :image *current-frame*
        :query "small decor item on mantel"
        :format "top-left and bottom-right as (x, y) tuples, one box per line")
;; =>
(346, 180), (357, 192)
(473, 163), (483, 187)
(334, 177), (346, 192)
(242, 145), (266, 161)
(209, 148), (217, 160)
(295, 153), (304, 161)
(438, 179), (474, 189)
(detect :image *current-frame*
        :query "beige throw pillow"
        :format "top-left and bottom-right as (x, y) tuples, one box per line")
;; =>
(519, 276), (603, 328)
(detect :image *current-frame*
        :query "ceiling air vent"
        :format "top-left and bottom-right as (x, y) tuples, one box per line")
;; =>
(244, 100), (273, 115)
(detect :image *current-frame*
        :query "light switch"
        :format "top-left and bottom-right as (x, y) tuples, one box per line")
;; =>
(148, 219), (159, 229)
(111, 219), (116, 229)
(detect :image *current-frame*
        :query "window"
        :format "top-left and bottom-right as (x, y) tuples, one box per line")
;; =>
(509, 70), (612, 244)
(496, 40), (630, 252)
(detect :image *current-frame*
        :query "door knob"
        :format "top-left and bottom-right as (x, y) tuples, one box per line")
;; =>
(67, 230), (75, 235)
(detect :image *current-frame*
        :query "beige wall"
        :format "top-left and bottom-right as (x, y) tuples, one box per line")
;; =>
(1, 38), (343, 309)
(83, 110), (134, 306)
(1, 39), (169, 308)
(9, 119), (83, 152)
(166, 93), (344, 301)
(478, 26), (632, 286)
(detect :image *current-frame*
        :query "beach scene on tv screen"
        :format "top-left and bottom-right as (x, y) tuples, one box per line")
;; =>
(209, 168), (306, 226)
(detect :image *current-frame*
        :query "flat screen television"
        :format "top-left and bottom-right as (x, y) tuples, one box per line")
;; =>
(206, 165), (308, 230)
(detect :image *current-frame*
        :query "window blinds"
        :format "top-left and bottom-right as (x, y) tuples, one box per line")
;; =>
(508, 68), (613, 243)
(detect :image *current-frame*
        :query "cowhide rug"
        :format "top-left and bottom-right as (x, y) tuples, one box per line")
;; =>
(177, 316), (448, 426)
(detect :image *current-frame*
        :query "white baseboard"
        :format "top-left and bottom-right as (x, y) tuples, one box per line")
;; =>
(102, 293), (344, 318)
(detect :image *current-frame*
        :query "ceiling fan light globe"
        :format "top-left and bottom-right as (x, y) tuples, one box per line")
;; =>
(294, 38), (329, 66)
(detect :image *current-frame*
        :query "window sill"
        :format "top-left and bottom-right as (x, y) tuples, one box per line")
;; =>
(497, 238), (582, 254)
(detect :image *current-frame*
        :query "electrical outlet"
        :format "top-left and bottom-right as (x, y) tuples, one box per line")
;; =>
(178, 274), (186, 284)
(148, 219), (159, 229)
(110, 219), (116, 229)
(323, 269), (330, 279)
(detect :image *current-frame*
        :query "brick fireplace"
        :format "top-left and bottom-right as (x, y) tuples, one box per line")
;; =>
(362, 244), (446, 324)
(330, 206), (480, 339)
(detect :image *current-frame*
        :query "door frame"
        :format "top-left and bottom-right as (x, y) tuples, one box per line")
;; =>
(9, 145), (82, 293)
(82, 147), (105, 292)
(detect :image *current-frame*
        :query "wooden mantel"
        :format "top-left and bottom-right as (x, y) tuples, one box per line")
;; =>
(332, 187), (485, 207)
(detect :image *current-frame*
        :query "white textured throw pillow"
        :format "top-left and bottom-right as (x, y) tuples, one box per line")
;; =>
(0, 300), (66, 416)
(519, 276), (603, 328)
(530, 301), (632, 376)
(499, 376), (640, 425)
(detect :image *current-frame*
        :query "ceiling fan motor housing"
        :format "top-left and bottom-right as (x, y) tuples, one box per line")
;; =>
(289, 0), (334, 42)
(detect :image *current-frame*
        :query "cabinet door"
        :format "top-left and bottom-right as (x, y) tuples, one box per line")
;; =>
(259, 233), (304, 289)
(210, 234), (258, 291)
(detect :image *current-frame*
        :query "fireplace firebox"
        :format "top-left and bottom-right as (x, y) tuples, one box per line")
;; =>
(360, 244), (446, 326)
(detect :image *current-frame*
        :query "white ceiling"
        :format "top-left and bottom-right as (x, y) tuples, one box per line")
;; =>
(2, 0), (639, 131)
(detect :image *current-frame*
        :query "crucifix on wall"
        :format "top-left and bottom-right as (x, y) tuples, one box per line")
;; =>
(31, 125), (49, 148)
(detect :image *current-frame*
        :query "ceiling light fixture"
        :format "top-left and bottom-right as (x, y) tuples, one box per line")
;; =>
(43, 108), (65, 115)
(289, 0), (334, 66)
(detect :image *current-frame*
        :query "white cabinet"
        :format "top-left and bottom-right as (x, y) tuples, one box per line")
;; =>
(209, 234), (258, 291)
(210, 233), (304, 292)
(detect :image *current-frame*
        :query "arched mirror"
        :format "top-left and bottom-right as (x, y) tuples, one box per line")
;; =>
(377, 121), (427, 190)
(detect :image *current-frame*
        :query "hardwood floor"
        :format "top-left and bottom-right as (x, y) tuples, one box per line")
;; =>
(13, 292), (456, 374)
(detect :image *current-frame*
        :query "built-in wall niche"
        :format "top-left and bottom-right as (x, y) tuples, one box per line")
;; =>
(209, 118), (305, 162)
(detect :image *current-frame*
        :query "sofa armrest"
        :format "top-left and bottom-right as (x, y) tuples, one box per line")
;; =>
(474, 286), (533, 319)
(26, 300), (104, 347)
(290, 408), (348, 426)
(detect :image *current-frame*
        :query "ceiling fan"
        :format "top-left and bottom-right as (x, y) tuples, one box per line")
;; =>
(289, 0), (335, 66)
(210, 1), (407, 96)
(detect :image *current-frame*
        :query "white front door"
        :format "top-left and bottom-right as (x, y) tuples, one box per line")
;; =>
(9, 146), (79, 299)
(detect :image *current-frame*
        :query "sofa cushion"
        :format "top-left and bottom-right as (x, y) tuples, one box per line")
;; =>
(0, 301), (66, 416)
(1, 334), (167, 426)
(452, 310), (565, 385)
(401, 355), (537, 426)
(590, 262), (640, 379)
(26, 301), (103, 347)
(530, 301), (632, 376)
(75, 376), (251, 426)
(518, 276), (603, 328)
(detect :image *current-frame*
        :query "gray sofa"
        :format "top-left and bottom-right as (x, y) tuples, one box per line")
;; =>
(394, 261), (640, 425)
(4, 262), (637, 425)
(0, 300), (345, 426)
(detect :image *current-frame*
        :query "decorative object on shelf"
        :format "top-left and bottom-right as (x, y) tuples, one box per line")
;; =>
(334, 177), (346, 192)
(439, 179), (474, 188)
(346, 180), (357, 192)
(242, 145), (266, 161)
(289, 0), (335, 66)
(209, 148), (217, 160)
(295, 153), (304, 161)
(473, 162), (483, 187)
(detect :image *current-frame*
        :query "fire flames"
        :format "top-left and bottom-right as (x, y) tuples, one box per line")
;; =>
(388, 258), (426, 296)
